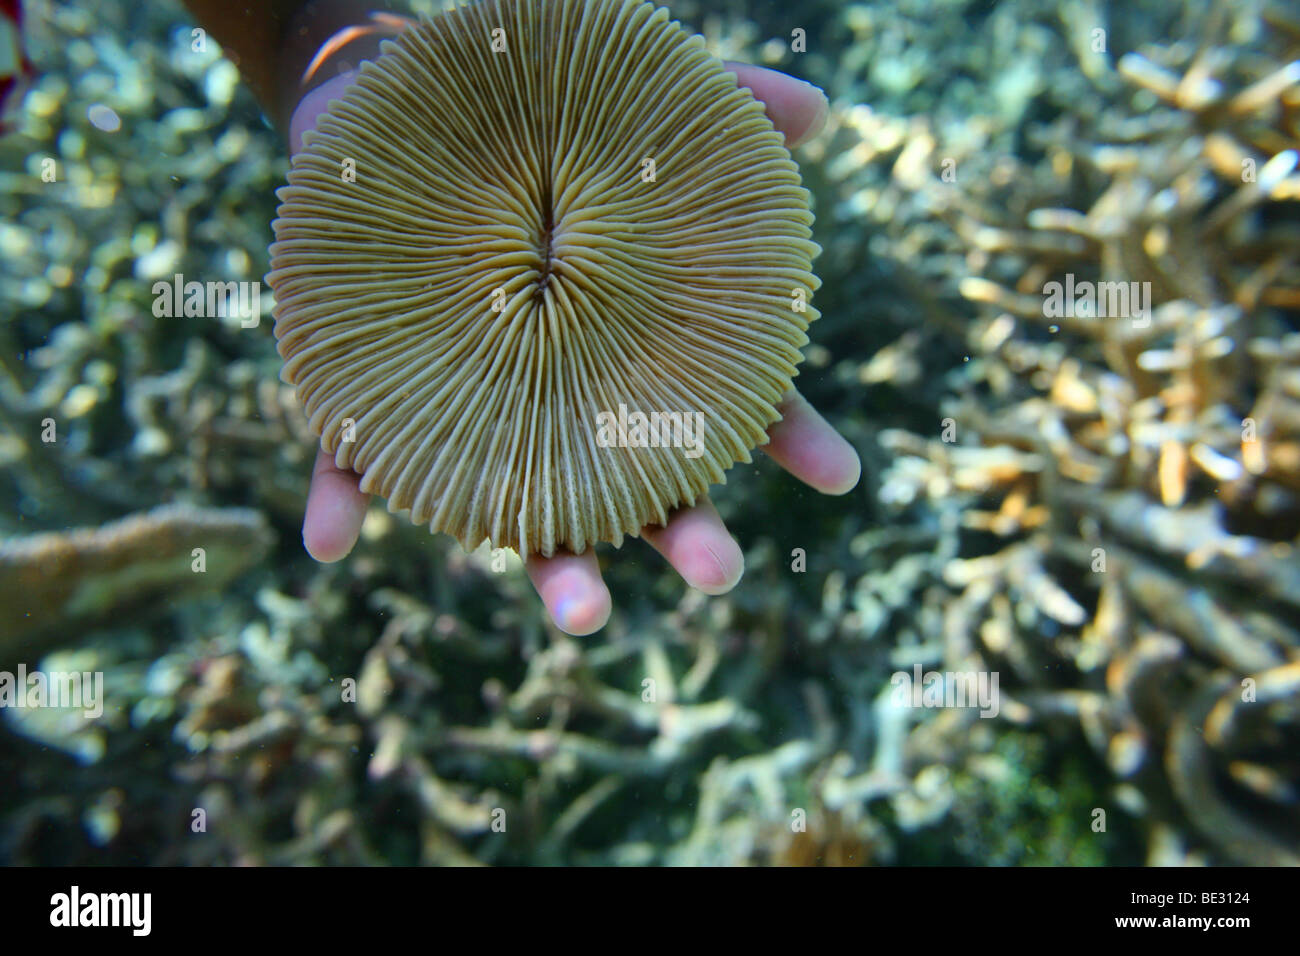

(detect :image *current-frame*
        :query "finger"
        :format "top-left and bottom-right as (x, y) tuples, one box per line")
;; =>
(642, 497), (744, 595)
(763, 390), (861, 495)
(303, 448), (370, 562)
(525, 549), (612, 636)
(288, 72), (358, 155)
(722, 61), (829, 148)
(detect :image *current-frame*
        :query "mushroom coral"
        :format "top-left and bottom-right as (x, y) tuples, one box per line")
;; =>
(268, 0), (821, 556)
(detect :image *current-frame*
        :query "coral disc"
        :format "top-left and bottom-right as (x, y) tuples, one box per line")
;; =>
(269, 0), (820, 556)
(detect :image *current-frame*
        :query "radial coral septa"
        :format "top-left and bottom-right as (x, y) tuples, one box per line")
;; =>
(268, 0), (823, 556)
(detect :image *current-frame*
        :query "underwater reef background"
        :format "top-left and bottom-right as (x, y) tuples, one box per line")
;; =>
(1, 0), (1297, 865)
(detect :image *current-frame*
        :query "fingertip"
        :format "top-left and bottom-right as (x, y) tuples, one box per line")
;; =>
(722, 61), (829, 148)
(688, 539), (745, 595)
(303, 449), (368, 563)
(786, 86), (829, 149)
(643, 500), (744, 595)
(303, 518), (354, 563)
(288, 72), (359, 155)
(553, 586), (612, 636)
(526, 551), (611, 636)
(823, 448), (862, 496)
(765, 392), (862, 495)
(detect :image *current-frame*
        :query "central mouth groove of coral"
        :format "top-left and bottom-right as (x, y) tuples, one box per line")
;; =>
(533, 174), (558, 300)
(536, 213), (556, 296)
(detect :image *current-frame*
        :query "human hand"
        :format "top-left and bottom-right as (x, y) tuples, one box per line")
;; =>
(286, 62), (860, 636)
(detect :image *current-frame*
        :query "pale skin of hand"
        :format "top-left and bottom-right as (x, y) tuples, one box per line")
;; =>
(288, 62), (861, 636)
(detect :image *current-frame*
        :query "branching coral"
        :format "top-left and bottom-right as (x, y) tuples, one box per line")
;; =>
(843, 0), (1300, 863)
